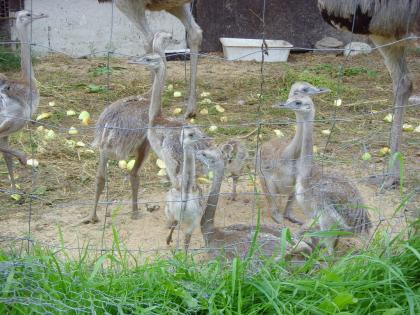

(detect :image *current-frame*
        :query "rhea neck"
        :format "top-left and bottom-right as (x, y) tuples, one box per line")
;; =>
(201, 159), (225, 245)
(16, 23), (35, 85)
(284, 112), (304, 158)
(148, 59), (166, 126)
(181, 141), (196, 198)
(297, 109), (315, 181)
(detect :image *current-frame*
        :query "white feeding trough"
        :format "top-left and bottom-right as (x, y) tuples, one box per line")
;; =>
(220, 38), (293, 62)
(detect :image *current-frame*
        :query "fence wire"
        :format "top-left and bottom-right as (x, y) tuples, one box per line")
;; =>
(0, 0), (418, 264)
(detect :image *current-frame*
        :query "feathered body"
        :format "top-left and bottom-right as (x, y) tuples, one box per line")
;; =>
(296, 167), (371, 235)
(219, 139), (248, 201)
(197, 148), (313, 262)
(318, 0), (420, 37)
(93, 96), (148, 160)
(0, 11), (46, 189)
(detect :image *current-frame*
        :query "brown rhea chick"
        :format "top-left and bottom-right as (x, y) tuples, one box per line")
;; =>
(0, 11), (47, 190)
(196, 147), (313, 262)
(165, 128), (207, 252)
(279, 94), (372, 254)
(257, 82), (330, 225)
(218, 139), (249, 201)
(82, 32), (175, 224)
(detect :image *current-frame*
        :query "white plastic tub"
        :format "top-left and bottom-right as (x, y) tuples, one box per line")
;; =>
(220, 38), (293, 62)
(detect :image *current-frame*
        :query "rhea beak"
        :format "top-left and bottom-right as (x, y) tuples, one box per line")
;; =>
(312, 87), (330, 95)
(128, 56), (148, 65)
(32, 13), (48, 20)
(272, 102), (286, 109)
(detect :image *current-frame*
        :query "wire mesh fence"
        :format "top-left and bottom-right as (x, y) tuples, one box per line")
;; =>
(0, 0), (418, 263)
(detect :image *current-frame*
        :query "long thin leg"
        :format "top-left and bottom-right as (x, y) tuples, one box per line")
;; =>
(0, 133), (26, 165)
(371, 36), (413, 187)
(259, 174), (282, 224)
(3, 153), (16, 190)
(82, 151), (108, 224)
(129, 140), (150, 219)
(184, 233), (192, 253)
(115, 0), (154, 52)
(0, 136), (17, 190)
(166, 220), (178, 245)
(283, 193), (303, 225)
(229, 174), (239, 201)
(168, 4), (203, 118)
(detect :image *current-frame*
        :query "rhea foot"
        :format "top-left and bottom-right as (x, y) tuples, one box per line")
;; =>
(166, 233), (173, 245)
(81, 214), (99, 224)
(227, 193), (237, 201)
(270, 210), (283, 224)
(284, 214), (303, 225)
(130, 210), (141, 220)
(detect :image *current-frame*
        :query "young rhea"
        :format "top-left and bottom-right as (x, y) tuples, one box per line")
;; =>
(82, 32), (175, 224)
(218, 139), (248, 201)
(278, 95), (372, 253)
(196, 148), (313, 262)
(165, 128), (207, 252)
(257, 82), (330, 225)
(0, 11), (47, 189)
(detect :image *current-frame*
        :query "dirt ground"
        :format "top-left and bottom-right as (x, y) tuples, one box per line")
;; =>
(0, 50), (419, 257)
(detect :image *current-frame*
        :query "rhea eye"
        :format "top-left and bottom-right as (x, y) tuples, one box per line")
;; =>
(202, 153), (207, 157)
(26, 13), (31, 16)
(296, 101), (302, 105)
(188, 134), (193, 138)
(302, 88), (308, 92)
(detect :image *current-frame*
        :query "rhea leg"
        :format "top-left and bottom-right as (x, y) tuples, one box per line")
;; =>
(229, 174), (239, 201)
(0, 130), (26, 165)
(129, 140), (150, 219)
(3, 153), (17, 190)
(166, 220), (178, 245)
(0, 137), (17, 190)
(115, 0), (153, 52)
(82, 152), (108, 224)
(184, 233), (192, 253)
(259, 174), (282, 224)
(283, 193), (303, 225)
(371, 36), (413, 187)
(169, 4), (203, 118)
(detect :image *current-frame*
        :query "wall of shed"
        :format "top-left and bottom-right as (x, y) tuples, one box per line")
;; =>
(196, 0), (359, 52)
(16, 0), (186, 57)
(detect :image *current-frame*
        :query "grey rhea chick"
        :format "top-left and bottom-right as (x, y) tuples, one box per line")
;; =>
(196, 148), (313, 262)
(279, 94), (372, 253)
(218, 139), (248, 201)
(0, 11), (47, 190)
(257, 82), (330, 225)
(165, 128), (207, 252)
(82, 32), (175, 224)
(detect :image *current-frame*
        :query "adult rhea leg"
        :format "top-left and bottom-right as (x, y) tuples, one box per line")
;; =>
(372, 36), (413, 187)
(168, 4), (203, 118)
(115, 0), (154, 52)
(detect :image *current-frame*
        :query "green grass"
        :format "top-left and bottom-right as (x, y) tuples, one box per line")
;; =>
(0, 46), (21, 72)
(0, 220), (419, 314)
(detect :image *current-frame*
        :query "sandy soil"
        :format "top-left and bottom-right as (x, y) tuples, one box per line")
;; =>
(0, 51), (419, 258)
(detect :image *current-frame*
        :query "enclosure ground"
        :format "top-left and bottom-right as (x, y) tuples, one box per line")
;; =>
(0, 51), (419, 256)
